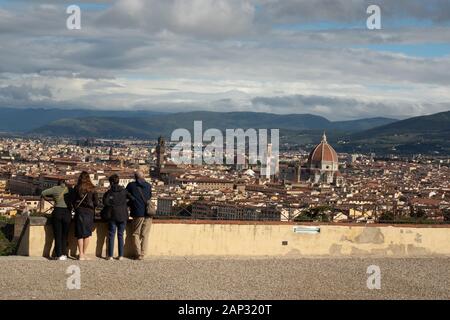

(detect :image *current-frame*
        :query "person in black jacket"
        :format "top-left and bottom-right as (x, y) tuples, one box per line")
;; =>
(103, 174), (134, 260)
(126, 171), (152, 260)
(71, 171), (98, 261)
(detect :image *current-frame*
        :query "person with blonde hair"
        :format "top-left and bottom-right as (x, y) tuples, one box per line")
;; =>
(71, 171), (98, 260)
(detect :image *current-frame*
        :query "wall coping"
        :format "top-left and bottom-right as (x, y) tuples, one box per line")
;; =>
(23, 216), (450, 228)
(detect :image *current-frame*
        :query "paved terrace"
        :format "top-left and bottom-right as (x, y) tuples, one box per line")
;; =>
(0, 256), (449, 300)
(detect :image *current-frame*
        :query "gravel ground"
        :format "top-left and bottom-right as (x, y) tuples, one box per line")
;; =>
(0, 256), (449, 300)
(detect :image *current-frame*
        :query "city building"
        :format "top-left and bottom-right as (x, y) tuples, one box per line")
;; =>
(304, 132), (344, 186)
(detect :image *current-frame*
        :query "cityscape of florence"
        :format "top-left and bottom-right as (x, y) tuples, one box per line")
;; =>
(0, 0), (449, 305)
(0, 130), (449, 224)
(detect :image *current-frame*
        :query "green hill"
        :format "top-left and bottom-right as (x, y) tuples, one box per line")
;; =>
(344, 111), (450, 154)
(27, 110), (450, 154)
(31, 111), (396, 139)
(0, 107), (165, 132)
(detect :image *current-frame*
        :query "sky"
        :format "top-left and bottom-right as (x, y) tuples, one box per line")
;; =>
(0, 0), (449, 120)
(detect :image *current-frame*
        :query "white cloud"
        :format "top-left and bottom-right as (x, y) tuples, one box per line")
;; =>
(0, 0), (449, 120)
(96, 0), (255, 38)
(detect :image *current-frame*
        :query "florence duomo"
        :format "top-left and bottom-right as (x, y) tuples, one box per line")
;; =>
(305, 132), (344, 186)
(278, 132), (344, 187)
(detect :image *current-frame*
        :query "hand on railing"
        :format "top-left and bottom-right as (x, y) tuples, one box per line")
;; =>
(39, 197), (55, 215)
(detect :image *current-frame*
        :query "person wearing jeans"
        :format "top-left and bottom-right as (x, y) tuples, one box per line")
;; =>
(103, 174), (133, 260)
(108, 221), (126, 258)
(41, 180), (71, 260)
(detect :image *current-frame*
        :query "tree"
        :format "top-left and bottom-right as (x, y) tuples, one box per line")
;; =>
(378, 212), (394, 222)
(294, 206), (331, 222)
(443, 209), (450, 222)
(411, 208), (427, 219)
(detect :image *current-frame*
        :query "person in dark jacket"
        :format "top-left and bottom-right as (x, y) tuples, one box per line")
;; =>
(71, 171), (98, 261)
(103, 174), (134, 260)
(126, 171), (152, 260)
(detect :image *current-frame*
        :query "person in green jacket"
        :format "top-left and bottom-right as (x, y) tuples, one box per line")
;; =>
(41, 180), (71, 260)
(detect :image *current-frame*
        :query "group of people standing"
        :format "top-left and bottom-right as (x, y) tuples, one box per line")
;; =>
(41, 171), (152, 261)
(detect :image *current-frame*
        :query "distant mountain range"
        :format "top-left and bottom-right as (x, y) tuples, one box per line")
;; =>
(0, 107), (449, 155)
(344, 110), (450, 155)
(352, 110), (450, 138)
(0, 107), (396, 134)
(29, 111), (397, 139)
(0, 107), (165, 132)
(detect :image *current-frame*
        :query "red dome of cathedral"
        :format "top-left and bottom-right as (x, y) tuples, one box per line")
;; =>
(307, 132), (338, 164)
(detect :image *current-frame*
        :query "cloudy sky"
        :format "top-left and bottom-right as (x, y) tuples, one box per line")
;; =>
(0, 0), (449, 120)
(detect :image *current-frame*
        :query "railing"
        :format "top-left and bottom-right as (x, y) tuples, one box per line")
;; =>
(37, 198), (450, 224)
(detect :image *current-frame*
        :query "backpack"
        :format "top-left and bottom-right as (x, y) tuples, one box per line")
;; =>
(100, 190), (116, 221)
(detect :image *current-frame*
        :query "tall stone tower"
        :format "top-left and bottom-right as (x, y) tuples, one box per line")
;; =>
(156, 136), (166, 173)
